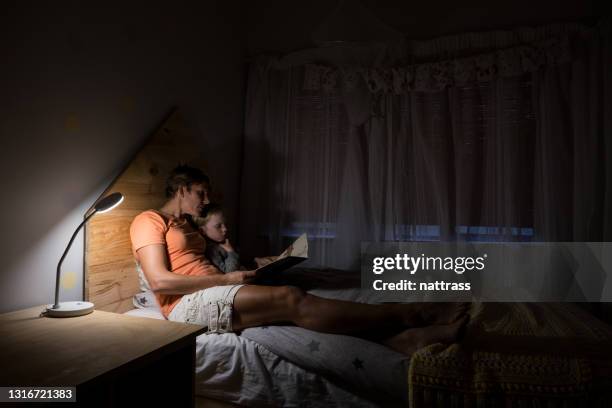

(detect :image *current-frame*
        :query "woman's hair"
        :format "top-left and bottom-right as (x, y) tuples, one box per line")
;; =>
(165, 164), (210, 198)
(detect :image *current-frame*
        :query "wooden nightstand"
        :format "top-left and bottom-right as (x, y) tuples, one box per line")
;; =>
(0, 306), (205, 407)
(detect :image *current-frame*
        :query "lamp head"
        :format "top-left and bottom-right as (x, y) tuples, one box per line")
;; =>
(94, 192), (124, 214)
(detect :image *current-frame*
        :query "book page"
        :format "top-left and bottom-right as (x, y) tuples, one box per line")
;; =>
(278, 233), (308, 259)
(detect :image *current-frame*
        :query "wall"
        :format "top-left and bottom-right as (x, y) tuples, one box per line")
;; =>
(0, 1), (245, 313)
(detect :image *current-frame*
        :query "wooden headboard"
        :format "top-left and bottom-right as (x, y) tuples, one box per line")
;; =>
(84, 110), (209, 313)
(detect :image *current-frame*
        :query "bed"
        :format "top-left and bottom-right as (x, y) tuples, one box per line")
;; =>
(125, 278), (410, 407)
(84, 110), (612, 407)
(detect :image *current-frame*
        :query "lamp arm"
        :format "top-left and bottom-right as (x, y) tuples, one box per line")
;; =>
(52, 210), (97, 309)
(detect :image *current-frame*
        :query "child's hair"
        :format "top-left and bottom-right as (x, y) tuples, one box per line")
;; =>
(197, 203), (224, 225)
(201, 203), (223, 220)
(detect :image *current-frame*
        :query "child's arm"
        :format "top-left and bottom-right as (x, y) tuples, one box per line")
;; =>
(223, 252), (242, 272)
(207, 240), (243, 272)
(220, 239), (243, 272)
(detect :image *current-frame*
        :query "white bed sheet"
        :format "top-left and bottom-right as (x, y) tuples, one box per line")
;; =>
(124, 308), (381, 407)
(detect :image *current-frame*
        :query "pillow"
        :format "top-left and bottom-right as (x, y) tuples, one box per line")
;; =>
(135, 262), (152, 292)
(132, 290), (159, 310)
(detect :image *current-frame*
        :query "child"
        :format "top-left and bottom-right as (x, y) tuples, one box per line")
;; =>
(195, 203), (243, 273)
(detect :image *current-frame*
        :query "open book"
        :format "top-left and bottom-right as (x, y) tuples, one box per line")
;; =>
(256, 233), (308, 276)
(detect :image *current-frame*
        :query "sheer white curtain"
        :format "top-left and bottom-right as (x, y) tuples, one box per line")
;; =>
(239, 62), (353, 267)
(239, 19), (612, 271)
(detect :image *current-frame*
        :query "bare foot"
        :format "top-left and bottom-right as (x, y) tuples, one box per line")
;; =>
(384, 315), (469, 356)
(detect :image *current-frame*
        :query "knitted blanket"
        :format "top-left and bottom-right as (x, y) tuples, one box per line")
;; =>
(409, 303), (612, 407)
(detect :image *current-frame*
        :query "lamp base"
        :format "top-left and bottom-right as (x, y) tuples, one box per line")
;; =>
(45, 301), (94, 318)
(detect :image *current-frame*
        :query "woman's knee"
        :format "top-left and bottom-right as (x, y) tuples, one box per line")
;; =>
(272, 286), (306, 314)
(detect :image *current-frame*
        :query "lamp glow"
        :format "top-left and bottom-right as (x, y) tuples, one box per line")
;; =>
(45, 192), (124, 318)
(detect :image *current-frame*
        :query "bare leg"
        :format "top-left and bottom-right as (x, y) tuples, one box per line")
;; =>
(232, 285), (467, 333)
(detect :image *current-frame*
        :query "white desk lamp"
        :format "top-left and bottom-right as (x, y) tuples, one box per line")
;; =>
(45, 192), (124, 317)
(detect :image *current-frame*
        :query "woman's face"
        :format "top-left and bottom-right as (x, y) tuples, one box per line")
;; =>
(202, 213), (227, 243)
(180, 182), (209, 216)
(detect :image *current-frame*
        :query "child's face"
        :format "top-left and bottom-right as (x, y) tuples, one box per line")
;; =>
(202, 213), (228, 243)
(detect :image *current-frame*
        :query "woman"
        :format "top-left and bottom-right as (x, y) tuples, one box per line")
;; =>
(130, 165), (468, 355)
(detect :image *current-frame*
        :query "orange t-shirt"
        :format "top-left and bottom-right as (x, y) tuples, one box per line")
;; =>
(130, 210), (221, 317)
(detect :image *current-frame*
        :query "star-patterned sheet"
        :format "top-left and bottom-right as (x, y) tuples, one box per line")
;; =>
(240, 286), (410, 406)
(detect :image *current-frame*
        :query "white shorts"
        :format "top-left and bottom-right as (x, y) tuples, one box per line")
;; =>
(168, 284), (245, 333)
